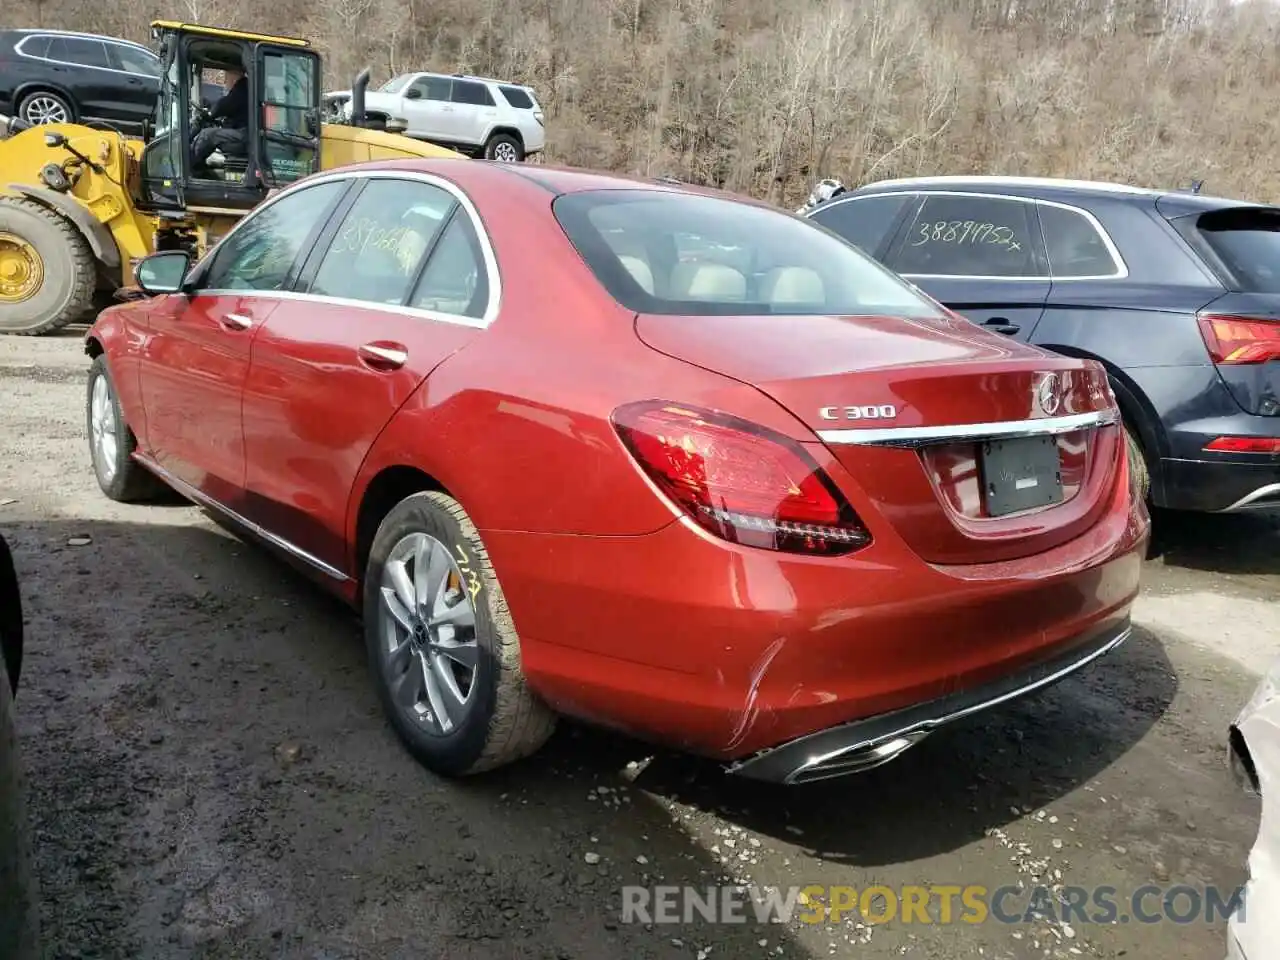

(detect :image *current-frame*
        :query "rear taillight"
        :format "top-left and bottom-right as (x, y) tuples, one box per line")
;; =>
(1204, 436), (1280, 454)
(611, 401), (870, 556)
(1197, 314), (1280, 365)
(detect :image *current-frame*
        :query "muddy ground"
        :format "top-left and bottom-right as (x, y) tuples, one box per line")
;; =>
(1, 331), (1276, 960)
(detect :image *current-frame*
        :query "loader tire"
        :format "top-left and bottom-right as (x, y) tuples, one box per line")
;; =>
(0, 197), (96, 336)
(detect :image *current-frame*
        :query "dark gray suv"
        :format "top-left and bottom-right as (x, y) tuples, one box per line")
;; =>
(805, 176), (1280, 513)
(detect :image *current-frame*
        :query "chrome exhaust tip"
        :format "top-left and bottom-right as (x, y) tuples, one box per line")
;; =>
(785, 731), (930, 785)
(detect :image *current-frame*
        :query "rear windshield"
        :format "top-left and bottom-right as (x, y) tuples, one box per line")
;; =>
(1192, 207), (1280, 293)
(499, 85), (535, 109)
(552, 189), (947, 317)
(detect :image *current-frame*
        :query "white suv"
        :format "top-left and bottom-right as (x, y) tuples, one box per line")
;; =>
(324, 72), (545, 162)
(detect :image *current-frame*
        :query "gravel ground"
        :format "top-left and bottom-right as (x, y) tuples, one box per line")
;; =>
(1, 330), (1275, 960)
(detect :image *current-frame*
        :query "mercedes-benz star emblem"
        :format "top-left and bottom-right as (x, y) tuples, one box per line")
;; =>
(1037, 373), (1061, 416)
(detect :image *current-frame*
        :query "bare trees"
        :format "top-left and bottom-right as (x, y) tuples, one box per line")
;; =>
(13, 0), (1280, 203)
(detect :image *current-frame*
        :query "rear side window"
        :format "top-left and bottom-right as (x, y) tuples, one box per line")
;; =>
(310, 179), (457, 305)
(48, 36), (110, 69)
(1037, 203), (1122, 278)
(1190, 207), (1280, 293)
(809, 194), (913, 255)
(552, 189), (947, 318)
(888, 193), (1044, 278)
(499, 85), (534, 109)
(451, 80), (495, 106)
(17, 35), (52, 58)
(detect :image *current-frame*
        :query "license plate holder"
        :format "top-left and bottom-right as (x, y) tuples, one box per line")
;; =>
(980, 436), (1064, 517)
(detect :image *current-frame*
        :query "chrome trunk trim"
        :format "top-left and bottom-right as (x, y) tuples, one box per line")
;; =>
(816, 408), (1120, 449)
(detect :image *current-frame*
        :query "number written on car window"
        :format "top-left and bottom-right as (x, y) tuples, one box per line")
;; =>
(911, 220), (1023, 251)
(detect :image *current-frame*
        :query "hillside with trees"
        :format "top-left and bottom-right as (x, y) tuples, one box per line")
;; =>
(11, 0), (1280, 204)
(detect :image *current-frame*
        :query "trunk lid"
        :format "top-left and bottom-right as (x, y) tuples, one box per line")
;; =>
(634, 311), (1124, 565)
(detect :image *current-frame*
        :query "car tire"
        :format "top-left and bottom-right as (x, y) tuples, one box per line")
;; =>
(363, 491), (556, 776)
(483, 133), (524, 163)
(1123, 422), (1150, 503)
(86, 355), (166, 502)
(17, 89), (72, 126)
(0, 198), (96, 336)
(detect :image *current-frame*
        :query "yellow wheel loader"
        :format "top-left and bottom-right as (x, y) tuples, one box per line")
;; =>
(0, 21), (460, 336)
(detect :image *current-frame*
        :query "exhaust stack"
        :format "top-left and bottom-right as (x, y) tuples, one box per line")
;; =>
(349, 67), (371, 128)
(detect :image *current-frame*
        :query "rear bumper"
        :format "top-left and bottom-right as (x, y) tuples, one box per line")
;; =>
(488, 464), (1148, 765)
(728, 616), (1130, 783)
(1157, 457), (1280, 512)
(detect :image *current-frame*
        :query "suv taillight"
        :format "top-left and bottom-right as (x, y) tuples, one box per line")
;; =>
(611, 401), (870, 556)
(1197, 313), (1280, 365)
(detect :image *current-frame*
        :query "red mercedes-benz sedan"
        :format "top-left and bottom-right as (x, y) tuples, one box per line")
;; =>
(83, 159), (1150, 783)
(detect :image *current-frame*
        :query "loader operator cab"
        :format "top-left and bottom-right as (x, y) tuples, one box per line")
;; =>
(140, 23), (322, 211)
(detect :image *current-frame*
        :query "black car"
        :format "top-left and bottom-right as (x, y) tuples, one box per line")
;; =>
(0, 532), (36, 960)
(805, 176), (1280, 514)
(0, 28), (163, 134)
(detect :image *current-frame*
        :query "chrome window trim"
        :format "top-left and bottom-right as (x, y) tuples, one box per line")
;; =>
(810, 189), (1129, 282)
(816, 408), (1120, 448)
(15, 32), (160, 80)
(190, 167), (502, 329)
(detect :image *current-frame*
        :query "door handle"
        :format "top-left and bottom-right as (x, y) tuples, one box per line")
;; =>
(358, 341), (408, 371)
(220, 313), (253, 331)
(981, 316), (1021, 336)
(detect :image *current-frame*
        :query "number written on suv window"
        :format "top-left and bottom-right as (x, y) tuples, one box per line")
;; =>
(889, 194), (1044, 278)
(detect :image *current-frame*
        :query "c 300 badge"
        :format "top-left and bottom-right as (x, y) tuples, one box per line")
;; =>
(819, 404), (898, 421)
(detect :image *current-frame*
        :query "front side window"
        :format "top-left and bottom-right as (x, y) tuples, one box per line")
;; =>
(809, 194), (914, 256)
(309, 179), (458, 305)
(889, 194), (1045, 278)
(552, 190), (946, 318)
(109, 42), (160, 76)
(380, 74), (412, 94)
(261, 50), (319, 183)
(201, 180), (346, 291)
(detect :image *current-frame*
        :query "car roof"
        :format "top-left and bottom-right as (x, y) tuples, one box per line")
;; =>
(312, 160), (778, 213)
(405, 71), (533, 90)
(847, 174), (1268, 216)
(4, 28), (153, 51)
(498, 164), (775, 206)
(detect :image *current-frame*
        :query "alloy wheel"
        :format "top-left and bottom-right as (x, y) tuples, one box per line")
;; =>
(90, 374), (118, 484)
(23, 96), (68, 125)
(377, 532), (480, 735)
(492, 141), (520, 163)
